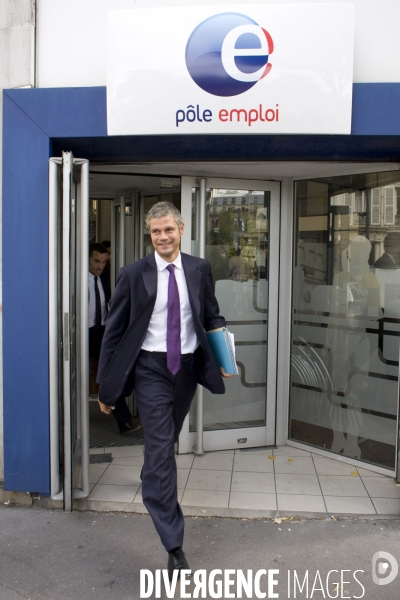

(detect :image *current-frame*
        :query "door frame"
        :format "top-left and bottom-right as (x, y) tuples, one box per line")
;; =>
(178, 177), (281, 454)
(48, 152), (90, 505)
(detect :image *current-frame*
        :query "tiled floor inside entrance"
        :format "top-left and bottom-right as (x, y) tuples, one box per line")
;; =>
(85, 445), (400, 516)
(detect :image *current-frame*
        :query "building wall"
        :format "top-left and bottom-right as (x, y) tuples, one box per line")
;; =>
(0, 0), (400, 489)
(0, 0), (36, 481)
(36, 0), (400, 88)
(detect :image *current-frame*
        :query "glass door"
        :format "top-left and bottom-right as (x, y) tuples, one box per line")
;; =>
(180, 178), (280, 453)
(111, 196), (125, 291)
(111, 194), (141, 288)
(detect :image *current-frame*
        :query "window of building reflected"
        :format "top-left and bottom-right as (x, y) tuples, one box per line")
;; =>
(190, 187), (270, 433)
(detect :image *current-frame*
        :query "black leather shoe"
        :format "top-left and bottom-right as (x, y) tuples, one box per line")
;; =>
(119, 420), (142, 435)
(168, 548), (190, 580)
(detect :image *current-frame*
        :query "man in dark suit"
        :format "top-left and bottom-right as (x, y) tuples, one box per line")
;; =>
(100, 239), (112, 300)
(374, 232), (400, 269)
(89, 243), (136, 434)
(97, 202), (232, 578)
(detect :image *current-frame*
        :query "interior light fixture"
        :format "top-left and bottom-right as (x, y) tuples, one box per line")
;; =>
(159, 177), (180, 188)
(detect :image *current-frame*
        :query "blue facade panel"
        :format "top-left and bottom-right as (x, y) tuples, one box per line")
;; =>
(5, 87), (107, 138)
(351, 83), (400, 135)
(2, 93), (52, 492)
(2, 83), (400, 494)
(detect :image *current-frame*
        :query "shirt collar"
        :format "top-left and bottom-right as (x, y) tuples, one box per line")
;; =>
(154, 251), (182, 271)
(88, 271), (96, 282)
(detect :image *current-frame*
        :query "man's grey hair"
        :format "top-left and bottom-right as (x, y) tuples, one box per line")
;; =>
(146, 201), (183, 229)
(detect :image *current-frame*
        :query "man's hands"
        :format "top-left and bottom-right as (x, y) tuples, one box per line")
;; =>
(220, 367), (234, 378)
(98, 370), (233, 414)
(98, 399), (115, 415)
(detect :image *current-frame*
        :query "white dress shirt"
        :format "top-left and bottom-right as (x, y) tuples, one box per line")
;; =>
(88, 272), (107, 327)
(141, 251), (198, 353)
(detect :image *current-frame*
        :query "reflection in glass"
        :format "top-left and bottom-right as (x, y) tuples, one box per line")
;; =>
(124, 201), (136, 266)
(290, 172), (400, 469)
(113, 204), (120, 282)
(190, 188), (270, 432)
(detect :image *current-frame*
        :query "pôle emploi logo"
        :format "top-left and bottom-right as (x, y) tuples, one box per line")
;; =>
(176, 12), (278, 128)
(186, 12), (273, 96)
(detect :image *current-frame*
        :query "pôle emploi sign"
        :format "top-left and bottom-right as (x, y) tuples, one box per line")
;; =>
(107, 4), (354, 136)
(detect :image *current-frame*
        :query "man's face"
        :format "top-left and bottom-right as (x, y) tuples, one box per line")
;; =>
(89, 251), (109, 276)
(149, 215), (184, 263)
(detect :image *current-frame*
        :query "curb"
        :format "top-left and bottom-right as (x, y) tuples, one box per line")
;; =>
(1, 486), (399, 521)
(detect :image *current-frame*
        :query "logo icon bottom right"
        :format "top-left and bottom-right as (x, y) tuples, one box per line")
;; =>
(372, 551), (398, 586)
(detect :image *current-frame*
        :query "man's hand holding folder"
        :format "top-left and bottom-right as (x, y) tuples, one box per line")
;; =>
(206, 327), (238, 376)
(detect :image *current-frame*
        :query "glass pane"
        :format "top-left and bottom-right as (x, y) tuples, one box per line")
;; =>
(89, 199), (97, 244)
(191, 188), (270, 432)
(124, 201), (135, 265)
(113, 204), (120, 285)
(290, 171), (400, 469)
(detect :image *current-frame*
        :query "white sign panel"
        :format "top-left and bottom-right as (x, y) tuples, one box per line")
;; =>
(107, 4), (354, 135)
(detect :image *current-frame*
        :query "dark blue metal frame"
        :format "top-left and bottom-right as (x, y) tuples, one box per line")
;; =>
(2, 83), (400, 493)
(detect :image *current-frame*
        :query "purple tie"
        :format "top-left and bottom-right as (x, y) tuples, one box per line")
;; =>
(166, 264), (181, 374)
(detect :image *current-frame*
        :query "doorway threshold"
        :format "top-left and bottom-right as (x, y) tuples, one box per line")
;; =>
(30, 445), (400, 519)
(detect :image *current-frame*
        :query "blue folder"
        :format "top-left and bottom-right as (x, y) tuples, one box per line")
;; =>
(206, 327), (238, 375)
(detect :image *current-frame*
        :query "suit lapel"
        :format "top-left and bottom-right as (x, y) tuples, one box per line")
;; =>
(182, 254), (202, 316)
(142, 253), (158, 300)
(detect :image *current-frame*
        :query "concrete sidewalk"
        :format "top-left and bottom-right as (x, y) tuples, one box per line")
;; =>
(0, 506), (399, 599)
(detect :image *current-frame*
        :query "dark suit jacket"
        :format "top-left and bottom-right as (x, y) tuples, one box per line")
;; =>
(97, 252), (226, 405)
(89, 273), (111, 362)
(374, 253), (398, 269)
(100, 266), (111, 304)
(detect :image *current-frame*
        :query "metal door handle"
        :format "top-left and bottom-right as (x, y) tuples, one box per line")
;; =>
(64, 313), (69, 360)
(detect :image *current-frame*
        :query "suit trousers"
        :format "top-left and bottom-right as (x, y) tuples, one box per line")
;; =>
(89, 325), (132, 431)
(134, 349), (199, 551)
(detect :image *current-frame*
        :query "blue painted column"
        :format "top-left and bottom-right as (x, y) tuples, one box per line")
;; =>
(2, 93), (51, 492)
(2, 87), (107, 493)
